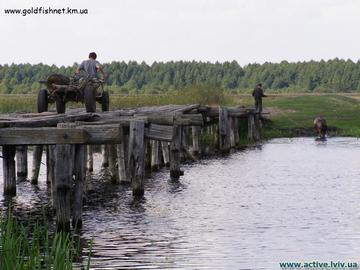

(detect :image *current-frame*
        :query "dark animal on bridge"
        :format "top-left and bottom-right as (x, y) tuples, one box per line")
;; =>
(313, 117), (327, 139)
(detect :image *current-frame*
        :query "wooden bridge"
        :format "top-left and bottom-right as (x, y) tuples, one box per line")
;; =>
(0, 105), (262, 230)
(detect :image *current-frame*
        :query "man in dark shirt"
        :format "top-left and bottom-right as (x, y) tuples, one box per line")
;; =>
(76, 52), (106, 79)
(252, 83), (267, 113)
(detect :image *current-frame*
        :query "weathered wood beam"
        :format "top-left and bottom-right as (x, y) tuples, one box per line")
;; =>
(55, 144), (74, 231)
(219, 107), (230, 153)
(2, 145), (16, 195)
(73, 144), (86, 228)
(0, 125), (123, 145)
(145, 124), (173, 142)
(128, 120), (145, 197)
(170, 125), (183, 180)
(31, 146), (43, 184)
(16, 146), (28, 179)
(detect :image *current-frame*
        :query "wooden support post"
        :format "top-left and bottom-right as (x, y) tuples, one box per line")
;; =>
(191, 126), (200, 156)
(219, 107), (230, 153)
(151, 140), (161, 171)
(145, 140), (152, 173)
(87, 145), (93, 172)
(101, 145), (109, 168)
(248, 113), (259, 141)
(233, 118), (240, 145)
(117, 133), (128, 184)
(161, 141), (170, 167)
(254, 114), (261, 141)
(181, 127), (188, 161)
(31, 145), (43, 185)
(3, 145), (16, 196)
(46, 146), (51, 185)
(55, 144), (74, 231)
(108, 144), (119, 184)
(48, 145), (56, 208)
(128, 121), (145, 197)
(229, 117), (236, 148)
(170, 125), (183, 180)
(73, 144), (86, 228)
(16, 145), (28, 180)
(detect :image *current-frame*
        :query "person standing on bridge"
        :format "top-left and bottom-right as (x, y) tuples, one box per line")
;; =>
(252, 83), (267, 113)
(76, 52), (106, 80)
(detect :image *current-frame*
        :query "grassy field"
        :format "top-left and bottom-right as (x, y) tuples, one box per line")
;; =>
(1, 92), (360, 137)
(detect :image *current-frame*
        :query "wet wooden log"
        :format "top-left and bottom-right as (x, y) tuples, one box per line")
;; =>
(192, 126), (200, 156)
(108, 144), (119, 184)
(117, 128), (128, 184)
(254, 114), (261, 141)
(73, 144), (86, 228)
(151, 140), (161, 171)
(161, 141), (170, 167)
(31, 146), (43, 185)
(128, 120), (145, 197)
(102, 145), (109, 167)
(55, 144), (74, 231)
(248, 113), (260, 141)
(48, 145), (56, 208)
(219, 107), (230, 153)
(170, 124), (183, 180)
(16, 146), (28, 179)
(87, 145), (93, 172)
(233, 117), (240, 145)
(229, 117), (236, 148)
(145, 140), (152, 173)
(2, 145), (16, 195)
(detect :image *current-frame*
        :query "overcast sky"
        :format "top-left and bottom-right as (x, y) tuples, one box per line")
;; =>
(0, 0), (359, 66)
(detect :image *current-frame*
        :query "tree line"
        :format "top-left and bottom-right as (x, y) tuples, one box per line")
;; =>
(0, 58), (359, 94)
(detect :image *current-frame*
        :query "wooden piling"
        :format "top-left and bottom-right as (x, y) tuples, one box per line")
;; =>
(229, 117), (236, 148)
(219, 107), (230, 153)
(31, 146), (43, 185)
(55, 144), (74, 231)
(145, 140), (152, 173)
(161, 141), (170, 167)
(102, 145), (109, 167)
(128, 120), (145, 197)
(47, 145), (56, 208)
(87, 145), (93, 172)
(233, 118), (240, 145)
(248, 113), (260, 141)
(16, 145), (28, 179)
(108, 144), (119, 184)
(3, 145), (16, 196)
(73, 144), (86, 228)
(151, 140), (161, 171)
(254, 114), (261, 141)
(191, 126), (200, 156)
(170, 124), (183, 180)
(117, 141), (128, 184)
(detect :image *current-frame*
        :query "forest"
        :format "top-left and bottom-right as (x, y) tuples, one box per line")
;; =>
(0, 58), (360, 94)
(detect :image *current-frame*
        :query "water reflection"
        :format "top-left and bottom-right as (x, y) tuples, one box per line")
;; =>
(1, 137), (360, 269)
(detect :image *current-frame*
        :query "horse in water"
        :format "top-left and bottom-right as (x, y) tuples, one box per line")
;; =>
(314, 117), (327, 140)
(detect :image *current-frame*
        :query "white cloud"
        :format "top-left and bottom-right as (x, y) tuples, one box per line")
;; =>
(0, 0), (359, 66)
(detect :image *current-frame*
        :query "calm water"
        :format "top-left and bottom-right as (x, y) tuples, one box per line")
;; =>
(1, 137), (360, 269)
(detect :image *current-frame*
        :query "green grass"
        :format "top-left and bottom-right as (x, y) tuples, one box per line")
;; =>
(260, 95), (360, 137)
(0, 212), (92, 270)
(1, 91), (360, 137)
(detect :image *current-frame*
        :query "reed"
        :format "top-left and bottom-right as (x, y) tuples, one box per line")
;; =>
(0, 211), (92, 270)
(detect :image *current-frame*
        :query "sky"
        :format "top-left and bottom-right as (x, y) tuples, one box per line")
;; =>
(0, 0), (360, 66)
